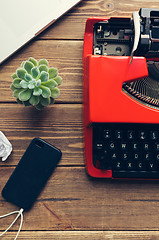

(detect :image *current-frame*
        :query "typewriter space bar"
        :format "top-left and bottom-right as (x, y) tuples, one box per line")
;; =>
(113, 171), (159, 179)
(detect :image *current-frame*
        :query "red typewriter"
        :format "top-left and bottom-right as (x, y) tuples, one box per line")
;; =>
(83, 8), (159, 179)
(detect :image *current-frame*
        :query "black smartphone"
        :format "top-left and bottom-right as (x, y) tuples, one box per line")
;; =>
(2, 138), (62, 211)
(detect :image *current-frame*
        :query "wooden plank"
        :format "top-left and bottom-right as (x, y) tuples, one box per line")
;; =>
(1, 231), (159, 240)
(0, 104), (83, 166)
(0, 40), (83, 103)
(1, 167), (159, 230)
(38, 0), (159, 40)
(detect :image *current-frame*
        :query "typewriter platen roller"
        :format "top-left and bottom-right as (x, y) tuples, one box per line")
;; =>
(83, 8), (159, 179)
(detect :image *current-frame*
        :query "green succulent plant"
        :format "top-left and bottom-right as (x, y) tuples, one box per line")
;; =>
(10, 57), (62, 110)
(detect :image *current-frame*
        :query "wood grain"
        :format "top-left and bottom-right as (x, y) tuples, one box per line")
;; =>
(0, 40), (83, 103)
(38, 0), (159, 40)
(1, 231), (159, 240)
(0, 104), (83, 166)
(1, 167), (159, 231)
(1, 0), (159, 238)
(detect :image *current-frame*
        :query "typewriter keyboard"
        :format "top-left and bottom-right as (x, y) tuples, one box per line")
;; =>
(93, 123), (159, 178)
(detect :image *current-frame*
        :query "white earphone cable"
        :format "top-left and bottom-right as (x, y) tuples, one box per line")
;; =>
(0, 208), (24, 239)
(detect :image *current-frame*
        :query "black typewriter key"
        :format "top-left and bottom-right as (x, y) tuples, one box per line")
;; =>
(150, 131), (158, 140)
(155, 143), (159, 151)
(132, 142), (139, 150)
(104, 129), (112, 139)
(115, 130), (123, 139)
(144, 153), (152, 161)
(143, 143), (150, 150)
(95, 142), (103, 150)
(127, 130), (135, 139)
(138, 130), (146, 140)
(136, 162), (145, 170)
(120, 142), (127, 150)
(109, 142), (116, 150)
(133, 153), (140, 160)
(111, 153), (117, 160)
(126, 161), (134, 170)
(121, 152), (129, 161)
(155, 153), (159, 161)
(113, 161), (123, 170)
(147, 162), (156, 171)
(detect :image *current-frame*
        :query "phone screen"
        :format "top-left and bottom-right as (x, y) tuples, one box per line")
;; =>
(2, 138), (62, 211)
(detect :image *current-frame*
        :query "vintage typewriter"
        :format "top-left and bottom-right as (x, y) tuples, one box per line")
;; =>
(83, 8), (159, 179)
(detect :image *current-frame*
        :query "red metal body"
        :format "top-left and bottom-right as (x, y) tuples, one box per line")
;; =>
(83, 17), (159, 178)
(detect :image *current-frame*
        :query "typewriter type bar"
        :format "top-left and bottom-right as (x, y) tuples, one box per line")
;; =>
(93, 8), (159, 58)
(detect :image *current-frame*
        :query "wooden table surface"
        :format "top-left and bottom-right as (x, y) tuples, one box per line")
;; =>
(1, 0), (159, 239)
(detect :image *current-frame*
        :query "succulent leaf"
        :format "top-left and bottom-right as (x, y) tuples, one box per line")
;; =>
(39, 71), (49, 82)
(31, 67), (39, 79)
(40, 96), (50, 106)
(21, 61), (25, 68)
(51, 87), (60, 98)
(11, 58), (62, 110)
(29, 95), (40, 106)
(13, 89), (24, 98)
(17, 69), (27, 80)
(24, 61), (34, 74)
(30, 79), (36, 84)
(35, 103), (44, 110)
(28, 57), (38, 66)
(39, 64), (48, 73)
(12, 73), (18, 79)
(39, 85), (51, 98)
(25, 73), (32, 82)
(10, 84), (16, 91)
(35, 79), (41, 87)
(33, 87), (42, 96)
(28, 83), (35, 89)
(50, 97), (54, 104)
(39, 59), (48, 66)
(23, 100), (31, 106)
(41, 79), (57, 90)
(19, 89), (32, 101)
(16, 99), (23, 104)
(20, 80), (29, 89)
(13, 78), (22, 88)
(49, 67), (58, 79)
(53, 76), (62, 85)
